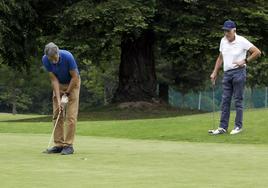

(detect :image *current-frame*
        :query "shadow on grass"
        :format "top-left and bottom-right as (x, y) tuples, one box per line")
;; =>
(1, 106), (206, 122)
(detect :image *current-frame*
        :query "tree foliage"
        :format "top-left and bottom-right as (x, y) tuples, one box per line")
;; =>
(0, 0), (39, 69)
(0, 0), (268, 112)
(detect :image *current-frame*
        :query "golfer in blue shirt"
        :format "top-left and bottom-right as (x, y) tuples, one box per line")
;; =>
(42, 42), (80, 155)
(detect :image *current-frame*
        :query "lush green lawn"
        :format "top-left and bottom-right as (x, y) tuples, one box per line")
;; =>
(0, 108), (268, 144)
(1, 133), (268, 188)
(0, 109), (268, 188)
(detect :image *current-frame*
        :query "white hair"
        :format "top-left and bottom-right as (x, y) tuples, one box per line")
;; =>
(44, 42), (59, 57)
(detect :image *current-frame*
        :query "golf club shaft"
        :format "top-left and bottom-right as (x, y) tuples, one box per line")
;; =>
(47, 110), (62, 149)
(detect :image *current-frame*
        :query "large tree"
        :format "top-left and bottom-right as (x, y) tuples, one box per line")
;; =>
(1, 0), (268, 107)
(58, 0), (268, 103)
(59, 0), (158, 102)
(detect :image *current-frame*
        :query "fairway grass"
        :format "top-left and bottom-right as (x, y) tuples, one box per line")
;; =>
(1, 133), (268, 188)
(0, 109), (268, 144)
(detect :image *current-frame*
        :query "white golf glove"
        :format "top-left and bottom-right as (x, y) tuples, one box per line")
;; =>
(61, 94), (69, 105)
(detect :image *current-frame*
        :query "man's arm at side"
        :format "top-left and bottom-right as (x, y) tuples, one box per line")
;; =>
(66, 70), (80, 95)
(210, 53), (223, 84)
(49, 72), (61, 109)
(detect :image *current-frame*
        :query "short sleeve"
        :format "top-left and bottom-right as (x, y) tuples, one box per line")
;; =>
(219, 38), (223, 52)
(241, 37), (254, 51)
(67, 52), (78, 71)
(42, 56), (52, 72)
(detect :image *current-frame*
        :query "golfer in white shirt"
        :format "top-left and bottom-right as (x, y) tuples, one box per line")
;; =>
(210, 20), (261, 135)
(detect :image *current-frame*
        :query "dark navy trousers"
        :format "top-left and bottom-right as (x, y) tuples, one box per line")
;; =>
(219, 67), (246, 130)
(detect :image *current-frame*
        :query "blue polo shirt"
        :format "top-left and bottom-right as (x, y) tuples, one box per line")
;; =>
(42, 50), (79, 84)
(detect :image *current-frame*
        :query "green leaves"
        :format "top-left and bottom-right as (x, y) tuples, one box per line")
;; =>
(1, 0), (268, 107)
(0, 0), (39, 69)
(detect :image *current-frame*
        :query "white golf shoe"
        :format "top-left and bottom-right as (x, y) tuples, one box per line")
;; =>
(230, 127), (243, 135)
(209, 127), (227, 135)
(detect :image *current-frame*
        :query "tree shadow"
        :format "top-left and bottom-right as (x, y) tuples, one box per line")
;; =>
(0, 108), (205, 122)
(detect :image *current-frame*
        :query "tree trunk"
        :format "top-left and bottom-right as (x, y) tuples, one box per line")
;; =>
(113, 30), (157, 102)
(12, 89), (17, 115)
(12, 102), (17, 115)
(158, 83), (169, 103)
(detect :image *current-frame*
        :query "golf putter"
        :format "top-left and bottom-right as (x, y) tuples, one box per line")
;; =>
(44, 109), (62, 152)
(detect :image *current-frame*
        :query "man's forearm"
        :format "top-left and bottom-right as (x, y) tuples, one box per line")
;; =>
(51, 80), (61, 104)
(246, 49), (261, 63)
(66, 76), (80, 94)
(213, 56), (223, 74)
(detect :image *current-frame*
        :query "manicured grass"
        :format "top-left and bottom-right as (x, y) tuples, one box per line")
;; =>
(0, 113), (45, 121)
(1, 109), (268, 187)
(1, 133), (268, 188)
(0, 108), (268, 144)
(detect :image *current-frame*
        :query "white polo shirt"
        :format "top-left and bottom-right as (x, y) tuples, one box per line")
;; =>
(219, 34), (253, 71)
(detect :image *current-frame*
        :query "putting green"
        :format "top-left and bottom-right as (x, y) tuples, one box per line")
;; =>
(1, 133), (268, 188)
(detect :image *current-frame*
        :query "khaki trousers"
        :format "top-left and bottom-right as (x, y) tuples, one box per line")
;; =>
(52, 80), (80, 147)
